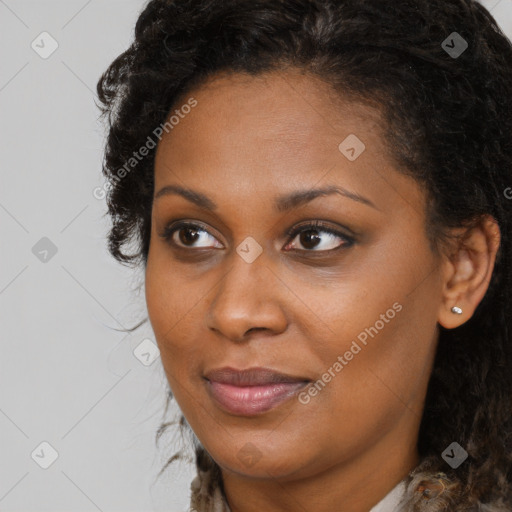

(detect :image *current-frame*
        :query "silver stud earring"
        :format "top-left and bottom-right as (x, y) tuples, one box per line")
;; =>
(451, 306), (463, 315)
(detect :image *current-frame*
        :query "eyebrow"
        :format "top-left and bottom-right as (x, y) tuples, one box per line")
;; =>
(154, 184), (378, 212)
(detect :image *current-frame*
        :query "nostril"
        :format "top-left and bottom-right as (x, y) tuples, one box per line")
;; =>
(247, 327), (264, 333)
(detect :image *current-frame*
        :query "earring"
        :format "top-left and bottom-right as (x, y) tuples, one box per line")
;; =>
(451, 306), (463, 315)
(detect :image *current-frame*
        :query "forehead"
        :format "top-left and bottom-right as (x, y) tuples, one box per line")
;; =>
(153, 68), (423, 221)
(156, 70), (388, 168)
(160, 69), (386, 148)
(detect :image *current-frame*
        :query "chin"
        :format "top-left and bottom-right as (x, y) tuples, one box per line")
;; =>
(207, 439), (314, 481)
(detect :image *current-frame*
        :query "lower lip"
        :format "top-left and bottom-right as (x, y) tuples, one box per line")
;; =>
(205, 379), (308, 416)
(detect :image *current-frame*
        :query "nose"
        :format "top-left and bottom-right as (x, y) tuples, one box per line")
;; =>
(205, 251), (288, 343)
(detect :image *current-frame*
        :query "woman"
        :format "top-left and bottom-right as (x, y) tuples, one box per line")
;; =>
(96, 0), (512, 510)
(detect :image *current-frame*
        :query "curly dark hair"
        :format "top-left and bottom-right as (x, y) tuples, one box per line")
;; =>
(96, 0), (512, 507)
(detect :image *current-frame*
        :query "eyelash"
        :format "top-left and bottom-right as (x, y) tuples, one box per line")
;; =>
(160, 219), (355, 254)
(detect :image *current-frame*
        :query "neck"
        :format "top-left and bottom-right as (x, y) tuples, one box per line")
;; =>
(221, 423), (420, 512)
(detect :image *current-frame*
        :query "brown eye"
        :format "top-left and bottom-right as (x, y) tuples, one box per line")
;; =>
(284, 221), (355, 252)
(161, 222), (223, 249)
(178, 226), (201, 246)
(297, 229), (324, 250)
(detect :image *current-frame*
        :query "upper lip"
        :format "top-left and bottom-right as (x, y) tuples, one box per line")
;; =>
(204, 367), (311, 386)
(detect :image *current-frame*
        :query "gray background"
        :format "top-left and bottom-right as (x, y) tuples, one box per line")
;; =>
(1, 1), (511, 511)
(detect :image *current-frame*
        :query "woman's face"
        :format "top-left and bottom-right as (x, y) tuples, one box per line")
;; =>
(145, 69), (445, 481)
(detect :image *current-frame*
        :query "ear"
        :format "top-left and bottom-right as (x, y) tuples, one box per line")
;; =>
(437, 215), (501, 329)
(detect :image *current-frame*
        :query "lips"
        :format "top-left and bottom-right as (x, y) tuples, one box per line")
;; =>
(203, 367), (310, 416)
(204, 366), (310, 386)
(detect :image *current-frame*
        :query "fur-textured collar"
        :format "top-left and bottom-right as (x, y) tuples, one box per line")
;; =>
(189, 456), (512, 511)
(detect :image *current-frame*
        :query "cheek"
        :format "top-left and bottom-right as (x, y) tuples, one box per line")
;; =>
(292, 244), (441, 418)
(145, 254), (197, 368)
(145, 243), (199, 336)
(271, 297), (438, 471)
(145, 251), (225, 405)
(296, 299), (422, 408)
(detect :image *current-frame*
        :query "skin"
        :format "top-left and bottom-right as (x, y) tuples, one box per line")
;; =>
(145, 68), (500, 512)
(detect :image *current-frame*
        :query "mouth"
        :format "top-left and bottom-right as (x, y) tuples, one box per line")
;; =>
(203, 366), (311, 416)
